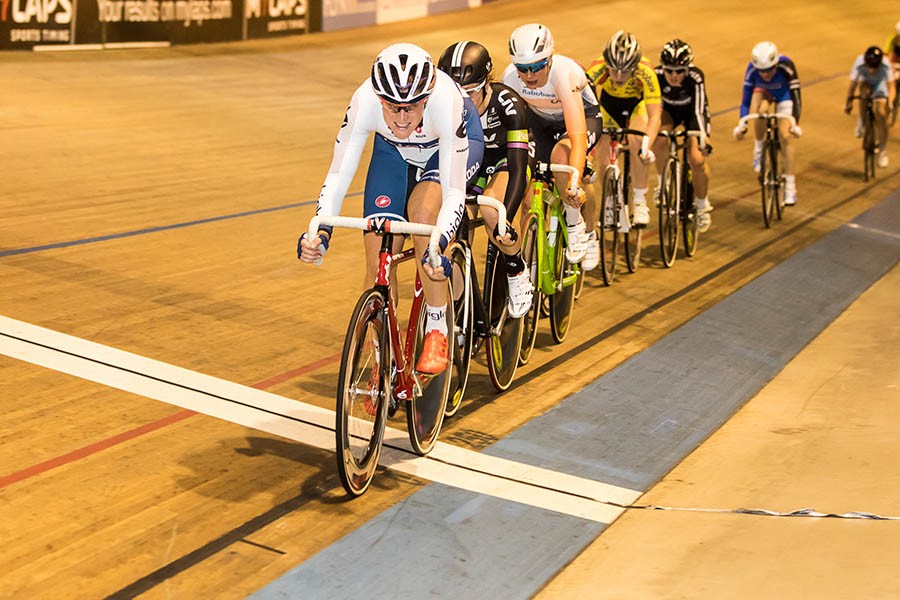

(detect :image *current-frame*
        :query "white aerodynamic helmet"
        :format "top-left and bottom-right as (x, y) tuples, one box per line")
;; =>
(371, 43), (436, 104)
(751, 41), (779, 70)
(509, 23), (555, 64)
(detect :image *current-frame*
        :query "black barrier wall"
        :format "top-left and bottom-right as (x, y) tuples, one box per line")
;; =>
(1, 0), (473, 49)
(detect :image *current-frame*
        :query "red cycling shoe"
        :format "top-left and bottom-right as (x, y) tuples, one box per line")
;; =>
(415, 330), (449, 374)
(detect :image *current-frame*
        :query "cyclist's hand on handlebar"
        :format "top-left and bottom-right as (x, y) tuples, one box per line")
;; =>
(564, 185), (585, 208)
(843, 101), (853, 115)
(298, 232), (330, 265)
(733, 124), (747, 141)
(638, 148), (655, 165)
(421, 247), (452, 281)
(790, 125), (803, 138)
(493, 223), (518, 248)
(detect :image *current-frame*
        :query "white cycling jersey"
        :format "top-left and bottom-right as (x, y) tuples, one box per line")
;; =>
(316, 70), (471, 240)
(501, 54), (598, 122)
(849, 55), (894, 98)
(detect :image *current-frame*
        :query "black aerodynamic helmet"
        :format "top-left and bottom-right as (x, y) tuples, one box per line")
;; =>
(438, 41), (493, 88)
(660, 38), (693, 68)
(863, 45), (884, 68)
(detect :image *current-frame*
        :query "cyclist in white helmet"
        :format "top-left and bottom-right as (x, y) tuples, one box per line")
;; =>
(298, 43), (485, 374)
(733, 41), (802, 206)
(502, 23), (604, 271)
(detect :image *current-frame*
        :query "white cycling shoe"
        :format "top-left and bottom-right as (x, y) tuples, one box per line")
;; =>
(566, 219), (588, 263)
(582, 231), (600, 271)
(695, 199), (713, 233)
(877, 151), (889, 169)
(632, 202), (650, 227)
(506, 270), (534, 319)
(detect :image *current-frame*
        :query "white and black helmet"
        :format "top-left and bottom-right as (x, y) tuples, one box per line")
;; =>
(604, 30), (642, 72)
(509, 23), (555, 64)
(660, 39), (693, 68)
(371, 43), (436, 104)
(750, 41), (779, 70)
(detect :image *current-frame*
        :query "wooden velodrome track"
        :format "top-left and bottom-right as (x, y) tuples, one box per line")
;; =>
(1, 0), (898, 597)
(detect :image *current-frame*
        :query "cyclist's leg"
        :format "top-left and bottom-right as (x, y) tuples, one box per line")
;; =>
(749, 90), (769, 171)
(627, 102), (652, 225)
(482, 169), (532, 318)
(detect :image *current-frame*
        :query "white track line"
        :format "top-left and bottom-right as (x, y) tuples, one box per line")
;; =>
(0, 315), (640, 522)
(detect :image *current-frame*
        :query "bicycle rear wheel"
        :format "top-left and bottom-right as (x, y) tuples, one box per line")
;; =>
(518, 212), (541, 365)
(658, 157), (679, 267)
(598, 167), (619, 285)
(623, 214), (642, 273)
(863, 109), (876, 182)
(335, 288), (390, 497)
(485, 246), (523, 391)
(408, 284), (453, 455)
(549, 220), (576, 343)
(759, 141), (776, 228)
(444, 241), (472, 417)
(682, 165), (699, 257)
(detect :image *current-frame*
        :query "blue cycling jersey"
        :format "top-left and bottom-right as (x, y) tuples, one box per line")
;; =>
(739, 56), (802, 121)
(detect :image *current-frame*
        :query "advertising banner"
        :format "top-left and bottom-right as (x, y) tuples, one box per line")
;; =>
(245, 0), (307, 39)
(1, 0), (74, 48)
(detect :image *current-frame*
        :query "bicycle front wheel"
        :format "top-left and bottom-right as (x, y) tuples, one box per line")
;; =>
(598, 167), (619, 286)
(335, 288), (390, 497)
(518, 212), (541, 365)
(408, 285), (453, 455)
(623, 219), (642, 273)
(444, 241), (472, 417)
(760, 141), (776, 228)
(549, 219), (576, 343)
(682, 165), (699, 257)
(658, 157), (679, 268)
(485, 246), (523, 391)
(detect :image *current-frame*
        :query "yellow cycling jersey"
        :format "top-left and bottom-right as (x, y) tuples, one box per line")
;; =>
(585, 56), (661, 104)
(886, 34), (900, 61)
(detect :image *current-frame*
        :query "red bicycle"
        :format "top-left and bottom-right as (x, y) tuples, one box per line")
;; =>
(308, 215), (453, 497)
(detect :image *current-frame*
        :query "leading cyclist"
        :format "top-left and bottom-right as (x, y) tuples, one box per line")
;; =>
(845, 46), (895, 168)
(437, 40), (534, 318)
(733, 41), (802, 206)
(586, 30), (662, 228)
(502, 23), (603, 271)
(297, 43), (484, 374)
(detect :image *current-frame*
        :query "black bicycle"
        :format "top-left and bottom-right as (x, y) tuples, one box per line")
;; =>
(737, 113), (798, 228)
(849, 95), (878, 182)
(445, 195), (523, 414)
(657, 129), (707, 267)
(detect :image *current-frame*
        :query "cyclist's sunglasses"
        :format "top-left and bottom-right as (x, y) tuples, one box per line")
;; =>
(381, 98), (427, 113)
(759, 65), (777, 74)
(663, 67), (688, 75)
(515, 58), (550, 74)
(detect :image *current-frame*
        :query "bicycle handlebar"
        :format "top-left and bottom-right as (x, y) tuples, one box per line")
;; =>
(308, 215), (442, 268)
(657, 129), (708, 151)
(738, 113), (798, 129)
(472, 194), (508, 237)
(535, 162), (581, 197)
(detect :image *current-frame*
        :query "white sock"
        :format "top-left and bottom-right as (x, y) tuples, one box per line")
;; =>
(633, 188), (648, 204)
(753, 140), (764, 154)
(425, 304), (447, 336)
(564, 205), (583, 227)
(784, 174), (796, 188)
(695, 196), (710, 210)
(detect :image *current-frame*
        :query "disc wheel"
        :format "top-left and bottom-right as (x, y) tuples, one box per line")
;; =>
(484, 247), (523, 391)
(549, 221), (576, 344)
(444, 242), (472, 417)
(408, 281), (453, 455)
(518, 213), (541, 365)
(682, 166), (699, 257)
(335, 288), (390, 497)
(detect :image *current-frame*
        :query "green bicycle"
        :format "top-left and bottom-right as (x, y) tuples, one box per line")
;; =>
(518, 162), (581, 365)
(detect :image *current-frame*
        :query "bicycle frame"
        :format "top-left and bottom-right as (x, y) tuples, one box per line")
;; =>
(738, 113), (796, 227)
(529, 163), (580, 295)
(849, 95), (878, 182)
(308, 215), (442, 402)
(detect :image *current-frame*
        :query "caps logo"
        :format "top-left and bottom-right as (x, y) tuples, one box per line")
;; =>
(375, 195), (391, 208)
